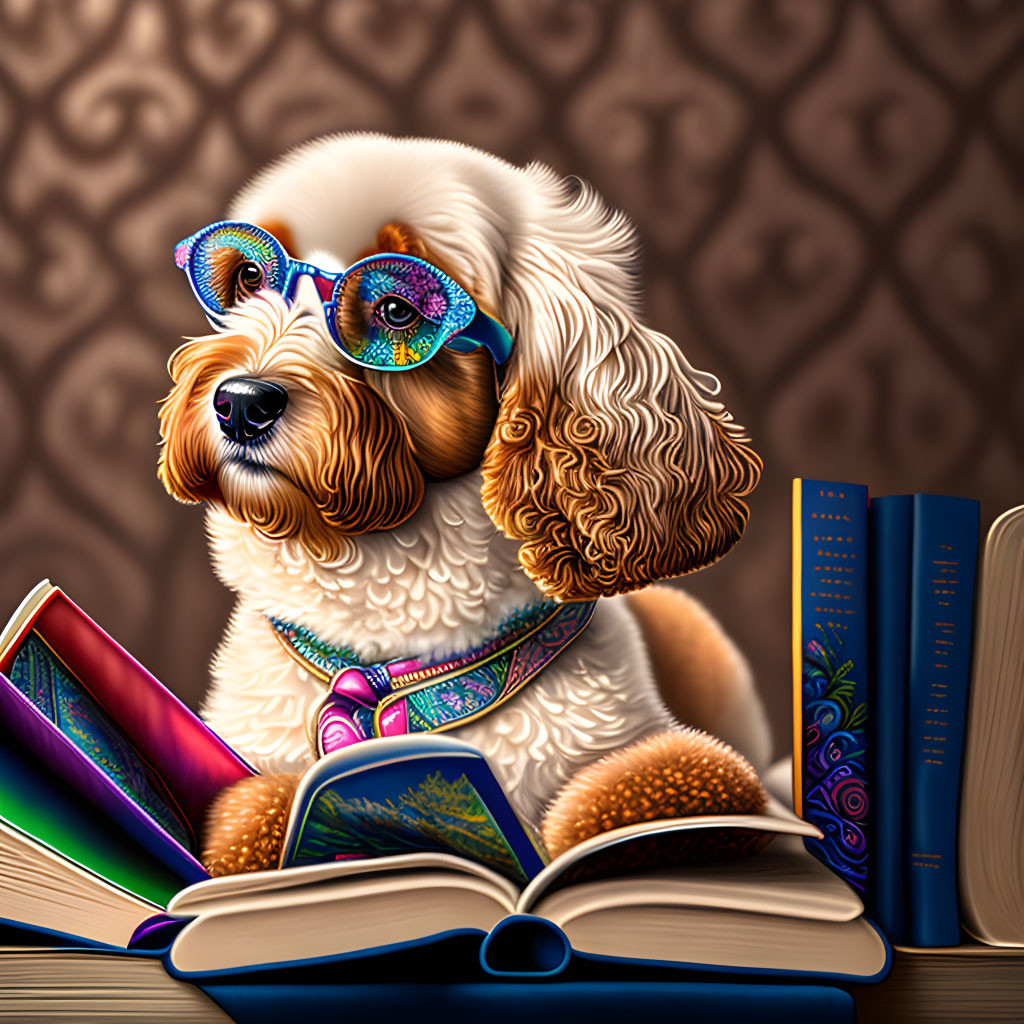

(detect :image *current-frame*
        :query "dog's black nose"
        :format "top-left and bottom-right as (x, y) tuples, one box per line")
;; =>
(214, 377), (288, 444)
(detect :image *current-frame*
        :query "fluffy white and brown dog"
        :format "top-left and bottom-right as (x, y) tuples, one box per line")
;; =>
(158, 133), (771, 876)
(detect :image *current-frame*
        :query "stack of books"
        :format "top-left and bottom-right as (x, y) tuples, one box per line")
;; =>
(4, 483), (1023, 1019)
(0, 580), (886, 1021)
(793, 480), (1024, 954)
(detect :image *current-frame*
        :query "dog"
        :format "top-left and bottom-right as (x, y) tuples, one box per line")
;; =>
(158, 133), (771, 874)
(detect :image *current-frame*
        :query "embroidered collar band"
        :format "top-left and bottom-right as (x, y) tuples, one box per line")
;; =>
(267, 601), (596, 758)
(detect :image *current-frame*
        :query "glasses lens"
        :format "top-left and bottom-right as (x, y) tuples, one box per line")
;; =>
(332, 256), (475, 370)
(186, 223), (288, 316)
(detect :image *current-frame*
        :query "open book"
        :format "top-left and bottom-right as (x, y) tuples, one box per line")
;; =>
(160, 735), (887, 979)
(0, 581), (887, 981)
(959, 504), (1024, 946)
(0, 581), (254, 945)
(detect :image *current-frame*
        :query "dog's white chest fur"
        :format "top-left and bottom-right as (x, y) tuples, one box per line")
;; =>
(201, 473), (673, 827)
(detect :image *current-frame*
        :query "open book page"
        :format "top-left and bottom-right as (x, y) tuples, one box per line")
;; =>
(517, 796), (821, 910)
(171, 833), (856, 927)
(168, 852), (520, 917)
(560, 904), (886, 977)
(167, 870), (517, 974)
(0, 816), (158, 947)
(0, 580), (52, 659)
(960, 505), (1024, 945)
(170, 801), (831, 921)
(526, 835), (862, 922)
(280, 736), (547, 883)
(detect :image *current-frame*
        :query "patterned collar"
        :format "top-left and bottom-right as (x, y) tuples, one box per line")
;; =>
(267, 601), (596, 758)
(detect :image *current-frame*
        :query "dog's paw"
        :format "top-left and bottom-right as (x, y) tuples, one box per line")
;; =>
(202, 773), (302, 877)
(540, 729), (769, 861)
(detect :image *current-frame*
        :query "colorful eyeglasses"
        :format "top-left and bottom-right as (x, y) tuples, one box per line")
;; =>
(173, 221), (513, 372)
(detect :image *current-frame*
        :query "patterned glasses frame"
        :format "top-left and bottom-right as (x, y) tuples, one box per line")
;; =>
(174, 220), (514, 372)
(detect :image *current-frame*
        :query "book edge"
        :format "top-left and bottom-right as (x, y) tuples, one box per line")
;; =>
(958, 505), (1024, 944)
(0, 581), (54, 666)
(792, 478), (803, 815)
(568, 911), (890, 983)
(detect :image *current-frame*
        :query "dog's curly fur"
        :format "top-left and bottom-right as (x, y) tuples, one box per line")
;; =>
(157, 133), (771, 872)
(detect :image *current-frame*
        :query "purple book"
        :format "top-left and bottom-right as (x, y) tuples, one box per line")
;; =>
(0, 581), (255, 885)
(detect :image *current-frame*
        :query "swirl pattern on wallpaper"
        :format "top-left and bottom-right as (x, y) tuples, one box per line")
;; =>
(0, 1), (1021, 736)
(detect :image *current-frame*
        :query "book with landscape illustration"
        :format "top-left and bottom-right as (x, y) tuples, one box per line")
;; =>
(0, 578), (890, 996)
(164, 735), (888, 979)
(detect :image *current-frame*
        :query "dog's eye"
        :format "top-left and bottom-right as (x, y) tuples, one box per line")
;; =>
(234, 260), (265, 298)
(375, 296), (420, 332)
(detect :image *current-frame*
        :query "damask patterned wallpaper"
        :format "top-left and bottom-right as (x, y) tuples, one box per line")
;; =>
(1, 0), (1021, 755)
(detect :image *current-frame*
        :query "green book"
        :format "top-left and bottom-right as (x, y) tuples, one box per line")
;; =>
(0, 735), (182, 910)
(0, 580), (255, 947)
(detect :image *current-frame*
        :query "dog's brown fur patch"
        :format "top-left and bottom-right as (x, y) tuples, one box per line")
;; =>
(205, 247), (247, 309)
(257, 220), (298, 258)
(481, 379), (762, 601)
(540, 729), (767, 859)
(359, 221), (430, 262)
(357, 221), (501, 481)
(626, 585), (744, 738)
(366, 349), (498, 480)
(158, 329), (426, 558)
(202, 773), (301, 876)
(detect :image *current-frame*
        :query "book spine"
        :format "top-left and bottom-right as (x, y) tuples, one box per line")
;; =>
(905, 495), (979, 946)
(867, 495), (913, 944)
(793, 478), (869, 893)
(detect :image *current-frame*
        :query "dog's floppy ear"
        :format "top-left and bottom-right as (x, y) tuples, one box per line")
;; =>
(480, 172), (762, 601)
(255, 220), (298, 258)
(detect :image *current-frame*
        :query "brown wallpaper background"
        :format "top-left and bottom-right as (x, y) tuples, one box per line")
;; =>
(0, 0), (1021, 758)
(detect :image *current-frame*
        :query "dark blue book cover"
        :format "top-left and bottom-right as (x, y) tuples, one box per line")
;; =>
(195, 979), (858, 1024)
(279, 734), (548, 884)
(867, 495), (913, 943)
(792, 479), (869, 893)
(905, 495), (979, 946)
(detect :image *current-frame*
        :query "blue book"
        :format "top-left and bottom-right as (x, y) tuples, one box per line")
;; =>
(279, 734), (548, 883)
(792, 479), (870, 894)
(905, 495), (979, 946)
(867, 495), (913, 944)
(196, 977), (859, 1024)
